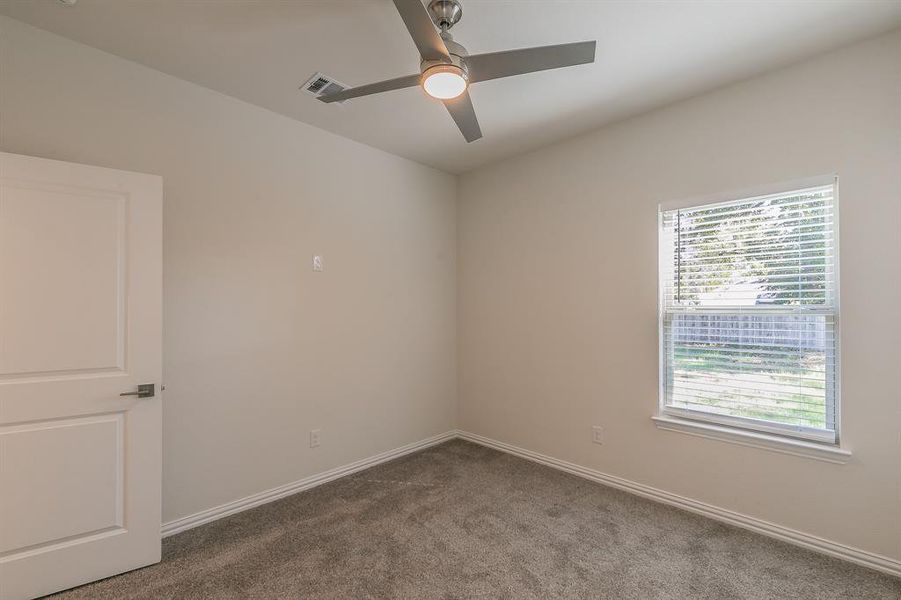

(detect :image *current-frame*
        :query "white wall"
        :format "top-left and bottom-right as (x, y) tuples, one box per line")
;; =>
(458, 30), (901, 562)
(0, 16), (457, 524)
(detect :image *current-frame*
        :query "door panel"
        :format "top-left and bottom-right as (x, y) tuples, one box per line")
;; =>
(0, 152), (162, 600)
(0, 414), (123, 555)
(0, 183), (126, 375)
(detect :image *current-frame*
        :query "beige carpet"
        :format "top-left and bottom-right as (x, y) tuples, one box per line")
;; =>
(50, 439), (900, 599)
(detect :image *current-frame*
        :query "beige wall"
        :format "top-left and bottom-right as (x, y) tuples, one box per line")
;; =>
(458, 30), (901, 561)
(0, 16), (457, 524)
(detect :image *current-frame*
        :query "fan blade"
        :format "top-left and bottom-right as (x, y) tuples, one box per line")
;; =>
(392, 0), (450, 62)
(318, 73), (421, 103)
(465, 41), (596, 83)
(443, 91), (482, 143)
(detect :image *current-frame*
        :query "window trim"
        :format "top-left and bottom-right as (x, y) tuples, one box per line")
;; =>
(656, 175), (843, 448)
(651, 415), (852, 464)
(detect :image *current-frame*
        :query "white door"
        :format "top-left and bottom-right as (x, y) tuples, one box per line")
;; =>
(0, 153), (162, 600)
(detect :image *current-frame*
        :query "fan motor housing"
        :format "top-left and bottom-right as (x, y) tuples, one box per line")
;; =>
(440, 31), (468, 58)
(422, 30), (469, 73)
(428, 0), (463, 30)
(421, 53), (468, 79)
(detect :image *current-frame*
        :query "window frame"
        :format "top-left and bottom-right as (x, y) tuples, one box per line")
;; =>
(656, 175), (842, 447)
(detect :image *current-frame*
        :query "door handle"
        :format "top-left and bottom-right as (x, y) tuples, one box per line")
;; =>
(120, 383), (155, 398)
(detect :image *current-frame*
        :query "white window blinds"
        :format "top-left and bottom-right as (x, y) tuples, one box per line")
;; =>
(659, 182), (838, 443)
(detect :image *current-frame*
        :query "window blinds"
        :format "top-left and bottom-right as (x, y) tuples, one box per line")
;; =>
(659, 183), (838, 442)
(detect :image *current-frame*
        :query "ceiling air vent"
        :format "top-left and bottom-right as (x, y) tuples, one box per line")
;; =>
(301, 72), (349, 103)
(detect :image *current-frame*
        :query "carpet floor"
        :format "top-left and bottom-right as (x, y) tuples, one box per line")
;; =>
(49, 439), (900, 599)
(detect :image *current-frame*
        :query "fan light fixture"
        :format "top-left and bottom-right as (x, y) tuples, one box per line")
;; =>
(422, 64), (467, 100)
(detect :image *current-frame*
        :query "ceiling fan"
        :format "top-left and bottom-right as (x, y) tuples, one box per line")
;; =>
(318, 0), (596, 143)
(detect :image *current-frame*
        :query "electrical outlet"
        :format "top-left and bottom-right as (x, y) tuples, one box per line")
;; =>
(592, 425), (603, 445)
(310, 429), (321, 448)
(312, 255), (323, 272)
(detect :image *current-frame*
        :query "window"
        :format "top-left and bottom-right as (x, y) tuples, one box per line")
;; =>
(658, 179), (839, 444)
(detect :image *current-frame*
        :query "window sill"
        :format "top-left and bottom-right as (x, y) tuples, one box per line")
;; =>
(651, 415), (852, 464)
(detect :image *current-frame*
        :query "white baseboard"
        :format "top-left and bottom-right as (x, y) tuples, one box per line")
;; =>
(161, 428), (900, 579)
(161, 430), (456, 538)
(456, 430), (901, 579)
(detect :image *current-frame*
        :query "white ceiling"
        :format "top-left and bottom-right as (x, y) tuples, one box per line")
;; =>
(2, 1), (901, 173)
